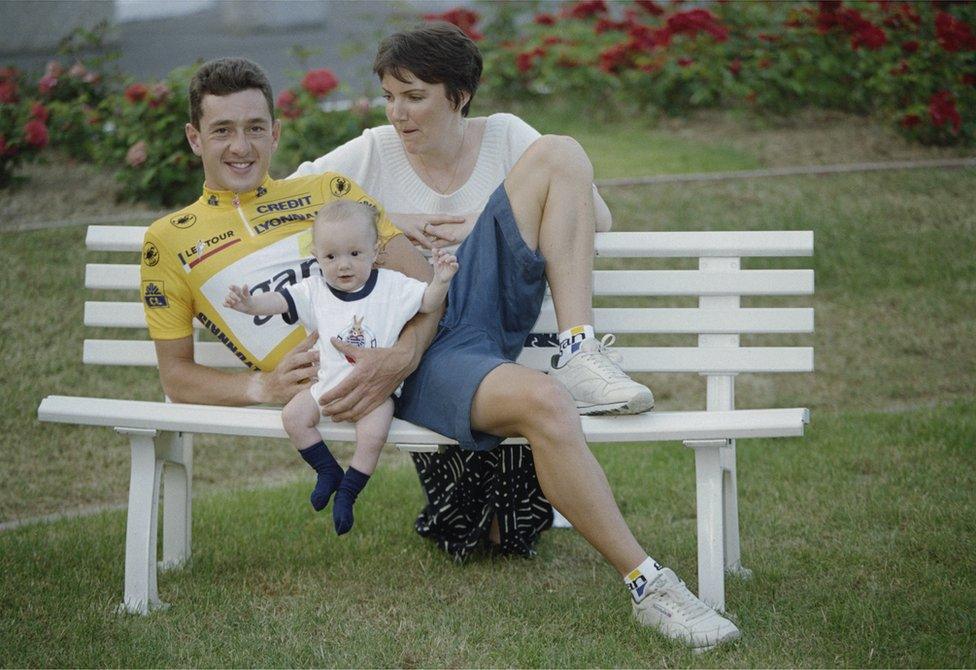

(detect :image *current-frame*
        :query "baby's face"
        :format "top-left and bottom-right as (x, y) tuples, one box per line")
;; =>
(313, 217), (378, 292)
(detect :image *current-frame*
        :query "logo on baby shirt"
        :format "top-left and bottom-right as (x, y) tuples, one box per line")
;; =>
(337, 315), (377, 363)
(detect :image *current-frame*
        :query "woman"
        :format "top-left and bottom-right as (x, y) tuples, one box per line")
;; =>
(291, 22), (614, 559)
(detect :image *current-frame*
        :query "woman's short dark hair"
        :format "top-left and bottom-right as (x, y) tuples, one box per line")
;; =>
(188, 58), (275, 129)
(373, 22), (483, 117)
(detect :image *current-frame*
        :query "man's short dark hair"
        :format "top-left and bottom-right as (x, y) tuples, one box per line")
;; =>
(373, 22), (483, 117)
(188, 58), (275, 128)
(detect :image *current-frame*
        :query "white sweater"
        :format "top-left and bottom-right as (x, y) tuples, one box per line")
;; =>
(290, 112), (541, 217)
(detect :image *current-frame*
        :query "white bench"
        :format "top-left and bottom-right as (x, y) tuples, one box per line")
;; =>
(38, 225), (814, 615)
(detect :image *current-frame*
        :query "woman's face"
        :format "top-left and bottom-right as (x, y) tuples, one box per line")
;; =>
(381, 71), (467, 156)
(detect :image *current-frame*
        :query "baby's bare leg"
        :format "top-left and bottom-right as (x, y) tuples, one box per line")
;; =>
(284, 390), (344, 512)
(333, 398), (394, 535)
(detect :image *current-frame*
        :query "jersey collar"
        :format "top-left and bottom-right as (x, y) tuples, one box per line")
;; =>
(200, 175), (274, 208)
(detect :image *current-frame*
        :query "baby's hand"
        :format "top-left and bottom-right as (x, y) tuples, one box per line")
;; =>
(431, 247), (459, 282)
(224, 284), (253, 313)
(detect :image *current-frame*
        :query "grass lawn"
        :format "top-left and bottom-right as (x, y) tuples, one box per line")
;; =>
(1, 111), (974, 666)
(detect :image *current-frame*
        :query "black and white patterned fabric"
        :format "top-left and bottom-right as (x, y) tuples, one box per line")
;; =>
(411, 444), (553, 561)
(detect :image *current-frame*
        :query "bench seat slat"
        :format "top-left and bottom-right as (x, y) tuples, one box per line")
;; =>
(83, 339), (814, 373)
(87, 226), (814, 258)
(86, 265), (815, 297)
(37, 395), (809, 443)
(86, 301), (814, 334)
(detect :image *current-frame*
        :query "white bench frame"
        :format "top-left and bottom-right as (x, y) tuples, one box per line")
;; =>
(38, 226), (813, 615)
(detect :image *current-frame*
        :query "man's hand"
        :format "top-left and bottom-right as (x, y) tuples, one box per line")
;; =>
(251, 331), (320, 404)
(319, 337), (412, 422)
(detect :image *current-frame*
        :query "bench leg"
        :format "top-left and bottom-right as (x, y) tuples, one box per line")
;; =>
(116, 428), (168, 615)
(721, 440), (752, 580)
(160, 432), (192, 571)
(684, 439), (727, 613)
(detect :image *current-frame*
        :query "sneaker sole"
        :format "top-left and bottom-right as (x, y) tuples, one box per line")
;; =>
(576, 393), (654, 416)
(691, 627), (742, 653)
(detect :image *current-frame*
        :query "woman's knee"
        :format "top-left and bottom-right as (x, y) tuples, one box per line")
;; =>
(521, 134), (594, 182)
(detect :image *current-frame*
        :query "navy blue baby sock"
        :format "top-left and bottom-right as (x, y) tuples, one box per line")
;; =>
(332, 467), (370, 535)
(299, 441), (344, 511)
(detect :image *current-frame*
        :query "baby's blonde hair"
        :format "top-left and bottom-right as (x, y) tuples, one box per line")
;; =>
(313, 200), (379, 247)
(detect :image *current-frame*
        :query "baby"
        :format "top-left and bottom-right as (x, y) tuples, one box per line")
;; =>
(224, 200), (458, 535)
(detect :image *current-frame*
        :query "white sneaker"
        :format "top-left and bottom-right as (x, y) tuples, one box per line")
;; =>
(632, 569), (741, 652)
(548, 335), (654, 415)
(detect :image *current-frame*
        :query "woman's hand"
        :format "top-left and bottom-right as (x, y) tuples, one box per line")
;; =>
(390, 213), (474, 249)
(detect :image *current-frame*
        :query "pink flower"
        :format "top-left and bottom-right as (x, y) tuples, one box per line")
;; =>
(276, 89), (302, 119)
(125, 140), (148, 167)
(148, 83), (170, 109)
(124, 83), (148, 103)
(30, 102), (49, 122)
(301, 68), (339, 99)
(68, 62), (88, 78)
(23, 119), (49, 148)
(38, 74), (58, 95)
(44, 60), (63, 78)
(929, 90), (961, 133)
(0, 79), (17, 104)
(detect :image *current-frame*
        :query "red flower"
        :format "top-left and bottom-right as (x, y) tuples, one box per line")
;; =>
(851, 23), (887, 50)
(784, 16), (804, 28)
(543, 36), (564, 46)
(758, 57), (772, 69)
(628, 24), (671, 51)
(899, 113), (921, 129)
(935, 11), (976, 53)
(516, 47), (547, 74)
(598, 42), (635, 74)
(534, 13), (557, 26)
(301, 68), (339, 99)
(30, 102), (49, 122)
(963, 73), (976, 87)
(38, 74), (58, 95)
(666, 9), (729, 42)
(124, 83), (148, 103)
(556, 55), (580, 68)
(276, 90), (302, 119)
(758, 33), (781, 43)
(125, 140), (148, 167)
(728, 58), (742, 76)
(424, 8), (483, 40)
(677, 56), (694, 68)
(565, 0), (607, 19)
(595, 18), (631, 34)
(901, 40), (919, 54)
(889, 60), (909, 76)
(0, 79), (17, 104)
(23, 119), (49, 148)
(929, 90), (961, 133)
(0, 67), (17, 82)
(635, 0), (664, 16)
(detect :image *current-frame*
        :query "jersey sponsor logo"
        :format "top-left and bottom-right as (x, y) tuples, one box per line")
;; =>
(358, 196), (378, 210)
(207, 195), (219, 206)
(254, 211), (316, 235)
(254, 194), (313, 215)
(330, 176), (352, 197)
(170, 213), (197, 229)
(196, 311), (256, 369)
(177, 230), (241, 271)
(143, 242), (160, 267)
(142, 281), (168, 308)
(256, 185), (268, 197)
(246, 258), (320, 327)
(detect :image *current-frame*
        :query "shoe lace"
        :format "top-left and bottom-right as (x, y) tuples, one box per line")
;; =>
(667, 578), (712, 622)
(584, 334), (627, 377)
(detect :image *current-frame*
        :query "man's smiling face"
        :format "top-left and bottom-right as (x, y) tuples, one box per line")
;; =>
(185, 88), (280, 194)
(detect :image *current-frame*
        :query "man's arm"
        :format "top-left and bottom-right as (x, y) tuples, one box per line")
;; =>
(156, 332), (319, 406)
(318, 234), (442, 422)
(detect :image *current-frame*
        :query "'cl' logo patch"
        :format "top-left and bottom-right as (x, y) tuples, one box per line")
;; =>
(330, 176), (351, 197)
(142, 281), (168, 308)
(170, 213), (196, 229)
(143, 242), (160, 267)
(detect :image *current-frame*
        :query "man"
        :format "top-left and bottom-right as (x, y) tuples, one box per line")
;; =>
(140, 57), (740, 651)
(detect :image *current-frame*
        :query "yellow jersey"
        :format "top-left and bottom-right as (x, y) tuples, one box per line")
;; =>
(140, 173), (401, 371)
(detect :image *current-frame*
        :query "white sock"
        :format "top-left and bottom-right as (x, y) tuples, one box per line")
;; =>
(555, 324), (595, 366)
(624, 556), (664, 603)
